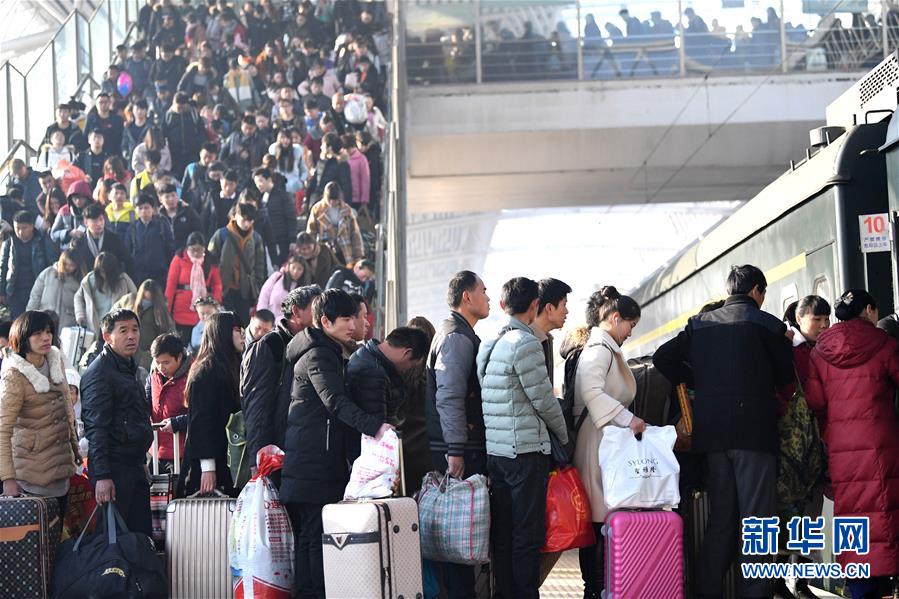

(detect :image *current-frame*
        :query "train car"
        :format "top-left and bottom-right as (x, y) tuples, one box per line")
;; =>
(625, 54), (899, 358)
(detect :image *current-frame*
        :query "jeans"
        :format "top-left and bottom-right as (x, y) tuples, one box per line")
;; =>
(224, 289), (254, 325)
(286, 502), (325, 599)
(697, 450), (776, 599)
(93, 464), (151, 537)
(430, 450), (488, 599)
(487, 452), (550, 599)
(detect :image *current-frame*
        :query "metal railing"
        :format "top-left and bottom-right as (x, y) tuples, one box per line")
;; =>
(375, 0), (407, 336)
(1, 0), (142, 158)
(405, 0), (897, 86)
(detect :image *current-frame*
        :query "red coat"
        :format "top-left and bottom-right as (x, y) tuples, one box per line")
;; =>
(164, 251), (223, 327)
(805, 318), (899, 576)
(149, 362), (189, 460)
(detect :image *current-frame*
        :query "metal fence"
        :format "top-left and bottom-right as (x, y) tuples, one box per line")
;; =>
(1, 0), (143, 168)
(404, 0), (898, 85)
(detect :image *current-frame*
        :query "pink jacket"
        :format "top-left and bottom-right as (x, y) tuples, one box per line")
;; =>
(347, 150), (370, 205)
(256, 271), (297, 320)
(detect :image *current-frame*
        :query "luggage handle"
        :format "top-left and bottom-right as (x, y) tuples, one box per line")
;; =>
(151, 422), (181, 476)
(186, 489), (230, 499)
(72, 502), (129, 551)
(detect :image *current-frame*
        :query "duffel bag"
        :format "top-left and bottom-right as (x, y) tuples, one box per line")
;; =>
(418, 472), (490, 565)
(52, 502), (167, 598)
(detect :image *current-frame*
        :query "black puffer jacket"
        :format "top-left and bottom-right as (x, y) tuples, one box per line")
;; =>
(240, 320), (295, 461)
(261, 188), (297, 262)
(80, 346), (153, 480)
(346, 339), (405, 439)
(280, 327), (382, 504)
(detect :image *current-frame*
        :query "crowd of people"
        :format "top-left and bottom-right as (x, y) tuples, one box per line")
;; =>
(2, 209), (899, 599)
(2, 1), (899, 598)
(407, 4), (898, 84)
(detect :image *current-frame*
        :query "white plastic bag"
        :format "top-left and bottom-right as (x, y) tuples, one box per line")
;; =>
(228, 445), (294, 599)
(599, 425), (680, 510)
(344, 429), (400, 499)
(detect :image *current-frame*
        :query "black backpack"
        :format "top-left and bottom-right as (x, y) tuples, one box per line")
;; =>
(559, 341), (612, 443)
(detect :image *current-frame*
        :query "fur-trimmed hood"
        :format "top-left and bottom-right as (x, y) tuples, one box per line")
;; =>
(0, 346), (66, 393)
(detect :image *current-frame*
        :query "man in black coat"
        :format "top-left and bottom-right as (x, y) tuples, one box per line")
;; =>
(345, 326), (430, 461)
(0, 210), (58, 318)
(281, 289), (392, 599)
(71, 203), (135, 278)
(158, 184), (201, 250)
(219, 116), (269, 179)
(80, 309), (154, 535)
(163, 93), (207, 178)
(252, 167), (297, 268)
(652, 264), (793, 599)
(240, 285), (322, 480)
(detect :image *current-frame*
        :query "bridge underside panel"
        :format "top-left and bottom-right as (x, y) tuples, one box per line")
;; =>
(406, 74), (861, 213)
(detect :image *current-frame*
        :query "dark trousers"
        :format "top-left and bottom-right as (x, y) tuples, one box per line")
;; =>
(578, 522), (605, 597)
(697, 450), (776, 599)
(9, 290), (29, 319)
(93, 464), (152, 537)
(430, 449), (487, 599)
(176, 324), (193, 346)
(224, 289), (254, 325)
(286, 501), (325, 599)
(487, 452), (550, 599)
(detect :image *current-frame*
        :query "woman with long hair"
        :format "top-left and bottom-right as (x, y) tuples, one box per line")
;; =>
(113, 279), (177, 370)
(74, 252), (137, 336)
(131, 127), (172, 174)
(806, 290), (899, 599)
(256, 255), (311, 320)
(179, 311), (244, 497)
(0, 311), (79, 511)
(268, 128), (307, 194)
(27, 250), (84, 329)
(571, 286), (645, 598)
(35, 191), (63, 233)
(165, 232), (224, 344)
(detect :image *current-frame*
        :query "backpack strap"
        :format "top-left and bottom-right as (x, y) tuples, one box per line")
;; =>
(572, 340), (615, 433)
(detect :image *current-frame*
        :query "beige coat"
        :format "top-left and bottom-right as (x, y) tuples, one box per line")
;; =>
(0, 347), (79, 488)
(572, 327), (636, 522)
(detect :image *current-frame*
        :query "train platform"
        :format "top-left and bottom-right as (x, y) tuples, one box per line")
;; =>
(540, 552), (844, 598)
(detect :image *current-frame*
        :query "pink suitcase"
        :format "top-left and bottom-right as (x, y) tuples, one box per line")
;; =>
(602, 510), (684, 599)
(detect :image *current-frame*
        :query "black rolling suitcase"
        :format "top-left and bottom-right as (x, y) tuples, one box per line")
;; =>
(0, 496), (61, 598)
(681, 489), (739, 599)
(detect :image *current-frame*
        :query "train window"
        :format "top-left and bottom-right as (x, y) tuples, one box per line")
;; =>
(813, 275), (831, 304)
(781, 283), (799, 314)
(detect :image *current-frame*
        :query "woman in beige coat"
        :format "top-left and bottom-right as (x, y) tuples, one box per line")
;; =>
(0, 311), (79, 512)
(572, 286), (646, 599)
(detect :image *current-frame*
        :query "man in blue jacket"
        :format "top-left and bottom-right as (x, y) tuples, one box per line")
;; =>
(127, 194), (175, 286)
(477, 277), (568, 599)
(0, 211), (58, 318)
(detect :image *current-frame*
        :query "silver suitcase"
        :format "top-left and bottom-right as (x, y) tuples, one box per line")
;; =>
(322, 497), (423, 599)
(166, 493), (236, 598)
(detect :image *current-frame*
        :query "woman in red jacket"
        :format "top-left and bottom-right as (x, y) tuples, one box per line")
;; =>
(165, 232), (223, 344)
(805, 289), (899, 599)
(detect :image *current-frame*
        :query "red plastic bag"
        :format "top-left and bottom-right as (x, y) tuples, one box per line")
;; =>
(541, 466), (595, 553)
(61, 470), (97, 541)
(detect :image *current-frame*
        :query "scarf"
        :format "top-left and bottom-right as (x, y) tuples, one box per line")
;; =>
(86, 232), (104, 258)
(189, 253), (207, 307)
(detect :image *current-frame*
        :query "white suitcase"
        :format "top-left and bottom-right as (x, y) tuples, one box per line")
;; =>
(59, 326), (94, 369)
(322, 497), (423, 599)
